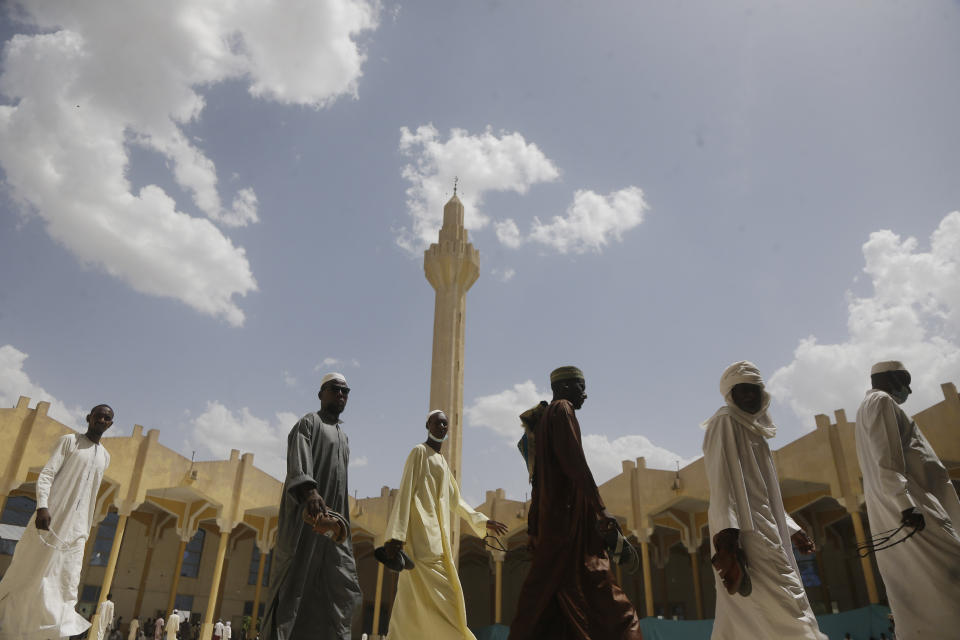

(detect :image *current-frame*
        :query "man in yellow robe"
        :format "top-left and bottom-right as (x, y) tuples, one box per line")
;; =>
(381, 410), (507, 640)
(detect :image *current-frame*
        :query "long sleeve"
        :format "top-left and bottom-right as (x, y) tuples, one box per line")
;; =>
(784, 513), (802, 536)
(384, 446), (425, 543)
(36, 434), (72, 510)
(703, 413), (750, 533)
(453, 475), (488, 538)
(865, 395), (917, 513)
(549, 401), (605, 513)
(285, 417), (317, 500)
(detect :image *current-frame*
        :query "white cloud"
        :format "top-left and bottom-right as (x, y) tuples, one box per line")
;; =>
(0, 0), (379, 325)
(491, 267), (516, 282)
(465, 380), (545, 439)
(316, 357), (342, 370)
(350, 455), (369, 468)
(769, 211), (960, 424)
(282, 371), (297, 387)
(188, 401), (301, 480)
(397, 124), (560, 251)
(582, 434), (694, 485)
(526, 186), (649, 254)
(494, 219), (523, 249)
(0, 345), (83, 428)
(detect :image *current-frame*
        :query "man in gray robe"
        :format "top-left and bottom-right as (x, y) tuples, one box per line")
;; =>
(261, 372), (362, 640)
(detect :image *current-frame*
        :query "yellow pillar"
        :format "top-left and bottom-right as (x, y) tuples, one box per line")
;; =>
(88, 513), (129, 638)
(248, 549), (268, 640)
(849, 510), (880, 604)
(689, 550), (703, 619)
(132, 543), (155, 618)
(641, 540), (654, 617)
(167, 539), (188, 616)
(492, 550), (505, 623)
(371, 562), (385, 637)
(200, 529), (231, 640)
(0, 493), (8, 517)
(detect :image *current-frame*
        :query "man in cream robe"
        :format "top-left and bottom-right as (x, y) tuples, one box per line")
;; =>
(165, 611), (180, 640)
(855, 361), (960, 640)
(382, 410), (507, 640)
(95, 594), (116, 640)
(703, 362), (826, 640)
(0, 404), (113, 640)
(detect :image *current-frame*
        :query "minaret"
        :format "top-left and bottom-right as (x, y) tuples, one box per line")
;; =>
(424, 185), (479, 484)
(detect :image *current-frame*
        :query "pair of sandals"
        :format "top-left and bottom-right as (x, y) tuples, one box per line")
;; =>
(373, 543), (415, 572)
(711, 528), (752, 597)
(302, 509), (349, 544)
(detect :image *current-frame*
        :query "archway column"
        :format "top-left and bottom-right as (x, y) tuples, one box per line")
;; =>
(248, 545), (268, 640)
(199, 528), (231, 640)
(166, 537), (189, 616)
(688, 547), (703, 619)
(640, 539), (654, 617)
(371, 562), (385, 638)
(848, 510), (879, 604)
(88, 511), (130, 638)
(132, 542), (155, 618)
(491, 549), (505, 623)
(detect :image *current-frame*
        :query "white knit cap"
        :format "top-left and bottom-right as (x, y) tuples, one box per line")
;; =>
(871, 361), (906, 375)
(320, 372), (347, 387)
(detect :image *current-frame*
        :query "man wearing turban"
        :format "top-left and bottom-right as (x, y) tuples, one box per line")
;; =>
(260, 373), (362, 640)
(380, 410), (507, 639)
(703, 362), (825, 639)
(854, 361), (960, 640)
(510, 367), (643, 640)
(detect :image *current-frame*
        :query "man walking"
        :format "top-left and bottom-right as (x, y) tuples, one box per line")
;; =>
(855, 361), (960, 640)
(381, 410), (508, 639)
(95, 593), (116, 640)
(260, 372), (362, 639)
(510, 366), (642, 640)
(0, 404), (114, 640)
(703, 361), (825, 639)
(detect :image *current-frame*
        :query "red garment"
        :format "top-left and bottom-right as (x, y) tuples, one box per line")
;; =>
(510, 399), (643, 640)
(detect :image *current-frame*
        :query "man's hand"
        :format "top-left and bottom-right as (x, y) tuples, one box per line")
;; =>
(35, 507), (51, 531)
(791, 530), (815, 554)
(383, 538), (403, 560)
(486, 519), (508, 536)
(297, 485), (327, 517)
(711, 528), (745, 595)
(901, 507), (925, 531)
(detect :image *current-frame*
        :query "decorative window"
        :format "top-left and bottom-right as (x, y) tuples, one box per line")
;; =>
(248, 546), (272, 586)
(89, 512), (119, 566)
(180, 529), (206, 578)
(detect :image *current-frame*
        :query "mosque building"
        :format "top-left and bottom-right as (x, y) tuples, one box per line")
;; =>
(1, 195), (958, 640)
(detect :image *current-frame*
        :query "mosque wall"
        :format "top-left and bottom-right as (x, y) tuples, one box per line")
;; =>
(1, 382), (958, 638)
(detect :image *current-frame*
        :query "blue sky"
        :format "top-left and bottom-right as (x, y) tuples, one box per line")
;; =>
(2, 0), (959, 505)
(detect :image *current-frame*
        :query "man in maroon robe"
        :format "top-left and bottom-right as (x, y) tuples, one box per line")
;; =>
(510, 366), (643, 640)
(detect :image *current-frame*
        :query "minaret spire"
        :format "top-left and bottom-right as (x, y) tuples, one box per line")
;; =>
(424, 190), (479, 485)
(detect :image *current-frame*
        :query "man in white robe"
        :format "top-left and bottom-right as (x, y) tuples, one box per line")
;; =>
(854, 361), (960, 640)
(213, 619), (224, 640)
(223, 621), (232, 639)
(95, 593), (116, 640)
(165, 610), (180, 640)
(703, 362), (826, 640)
(0, 404), (114, 640)
(127, 617), (140, 640)
(153, 616), (164, 640)
(381, 410), (507, 640)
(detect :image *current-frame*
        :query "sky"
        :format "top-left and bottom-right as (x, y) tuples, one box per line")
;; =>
(1, 0), (959, 506)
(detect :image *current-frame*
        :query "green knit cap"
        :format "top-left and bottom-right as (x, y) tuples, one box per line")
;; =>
(550, 366), (584, 384)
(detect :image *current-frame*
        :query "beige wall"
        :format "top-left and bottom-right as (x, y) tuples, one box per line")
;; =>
(2, 382), (958, 636)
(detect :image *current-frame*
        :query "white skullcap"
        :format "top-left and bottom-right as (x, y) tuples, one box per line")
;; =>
(320, 372), (347, 387)
(719, 361), (765, 397)
(871, 361), (906, 375)
(427, 409), (444, 419)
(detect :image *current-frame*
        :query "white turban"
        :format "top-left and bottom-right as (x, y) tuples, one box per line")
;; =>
(718, 361), (776, 439)
(871, 360), (906, 375)
(320, 372), (347, 387)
